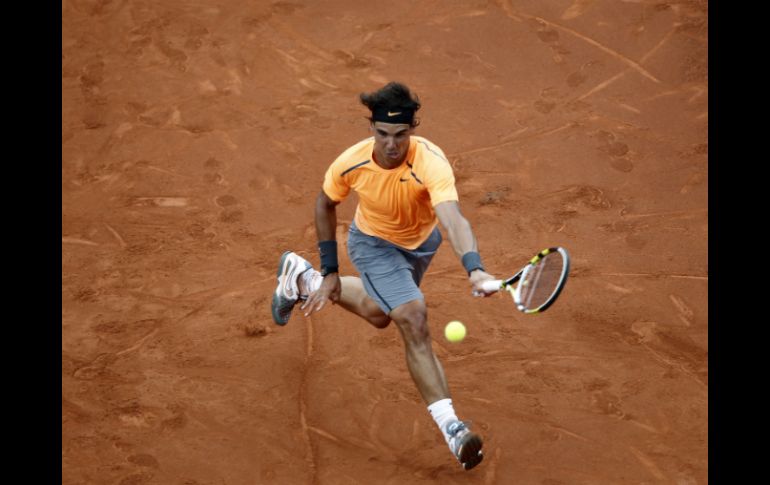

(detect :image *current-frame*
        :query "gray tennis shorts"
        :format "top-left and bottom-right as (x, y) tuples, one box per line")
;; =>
(347, 221), (442, 315)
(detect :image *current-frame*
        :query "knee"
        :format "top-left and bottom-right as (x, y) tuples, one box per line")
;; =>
(394, 308), (429, 343)
(368, 315), (392, 329)
(362, 299), (391, 329)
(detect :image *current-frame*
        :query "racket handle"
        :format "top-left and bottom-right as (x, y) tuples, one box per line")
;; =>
(480, 279), (503, 293)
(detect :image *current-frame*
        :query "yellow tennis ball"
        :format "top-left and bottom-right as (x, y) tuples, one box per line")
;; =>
(444, 320), (466, 343)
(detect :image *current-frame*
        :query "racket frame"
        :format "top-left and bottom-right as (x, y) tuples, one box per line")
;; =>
(499, 247), (570, 314)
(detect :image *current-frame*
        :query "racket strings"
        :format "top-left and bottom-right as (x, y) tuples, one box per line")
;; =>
(517, 253), (565, 310)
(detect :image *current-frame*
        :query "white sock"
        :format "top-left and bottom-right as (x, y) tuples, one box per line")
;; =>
(428, 398), (459, 445)
(298, 268), (322, 298)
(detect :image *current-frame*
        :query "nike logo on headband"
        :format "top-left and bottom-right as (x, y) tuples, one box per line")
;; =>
(387, 111), (402, 117)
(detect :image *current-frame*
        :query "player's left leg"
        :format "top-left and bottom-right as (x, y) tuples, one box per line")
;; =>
(388, 299), (483, 470)
(389, 299), (448, 403)
(345, 224), (483, 470)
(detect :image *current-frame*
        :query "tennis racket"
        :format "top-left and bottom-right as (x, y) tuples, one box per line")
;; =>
(478, 247), (570, 314)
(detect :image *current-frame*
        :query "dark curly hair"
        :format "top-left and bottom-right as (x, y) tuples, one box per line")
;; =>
(359, 82), (421, 127)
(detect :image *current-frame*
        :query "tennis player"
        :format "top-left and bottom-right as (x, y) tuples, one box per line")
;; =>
(271, 82), (496, 470)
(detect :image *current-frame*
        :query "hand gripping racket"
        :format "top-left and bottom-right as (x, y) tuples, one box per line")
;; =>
(479, 247), (570, 314)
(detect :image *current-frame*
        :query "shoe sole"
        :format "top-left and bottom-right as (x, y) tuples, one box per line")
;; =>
(458, 432), (484, 471)
(271, 251), (294, 326)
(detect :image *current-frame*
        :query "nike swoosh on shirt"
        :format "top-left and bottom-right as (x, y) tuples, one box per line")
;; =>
(399, 178), (409, 182)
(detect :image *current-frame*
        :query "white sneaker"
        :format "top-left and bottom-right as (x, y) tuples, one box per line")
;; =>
(271, 251), (312, 325)
(446, 420), (484, 470)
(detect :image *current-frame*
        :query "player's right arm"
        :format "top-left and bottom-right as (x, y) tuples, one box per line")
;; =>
(301, 146), (359, 315)
(301, 189), (342, 316)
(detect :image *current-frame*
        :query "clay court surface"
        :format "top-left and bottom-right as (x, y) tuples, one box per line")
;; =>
(62, 1), (708, 483)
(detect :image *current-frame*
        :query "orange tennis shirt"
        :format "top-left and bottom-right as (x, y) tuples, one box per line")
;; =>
(323, 136), (458, 250)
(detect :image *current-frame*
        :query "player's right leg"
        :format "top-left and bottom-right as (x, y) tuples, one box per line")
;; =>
(271, 251), (312, 325)
(335, 276), (391, 328)
(270, 250), (390, 327)
(297, 268), (390, 328)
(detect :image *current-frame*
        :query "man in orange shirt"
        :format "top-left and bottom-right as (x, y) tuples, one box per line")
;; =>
(271, 82), (496, 471)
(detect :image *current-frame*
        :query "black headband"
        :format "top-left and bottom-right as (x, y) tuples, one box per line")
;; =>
(371, 106), (415, 125)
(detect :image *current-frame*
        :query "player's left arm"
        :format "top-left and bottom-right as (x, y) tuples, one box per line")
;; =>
(434, 201), (496, 296)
